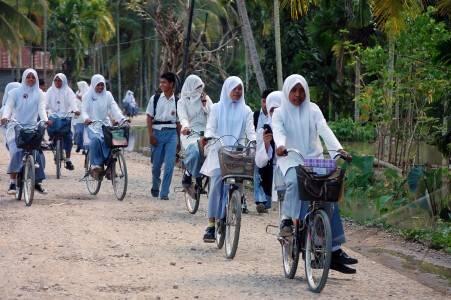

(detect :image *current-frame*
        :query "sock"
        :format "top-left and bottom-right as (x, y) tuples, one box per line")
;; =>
(10, 179), (15, 184)
(66, 158), (71, 162)
(185, 170), (191, 176)
(208, 220), (215, 228)
(332, 245), (341, 252)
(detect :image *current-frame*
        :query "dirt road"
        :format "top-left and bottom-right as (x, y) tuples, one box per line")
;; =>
(0, 144), (448, 299)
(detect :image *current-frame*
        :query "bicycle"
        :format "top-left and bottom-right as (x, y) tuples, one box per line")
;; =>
(81, 119), (129, 201)
(207, 135), (256, 259)
(179, 129), (209, 214)
(48, 112), (74, 179)
(4, 119), (46, 206)
(274, 149), (349, 293)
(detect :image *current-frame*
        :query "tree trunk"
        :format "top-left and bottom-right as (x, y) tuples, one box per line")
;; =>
(151, 28), (160, 94)
(116, 0), (122, 104)
(387, 35), (395, 120)
(354, 56), (360, 122)
(274, 0), (283, 90)
(236, 0), (267, 92)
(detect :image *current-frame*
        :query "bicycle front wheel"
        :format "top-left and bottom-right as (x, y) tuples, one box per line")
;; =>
(215, 218), (225, 249)
(224, 189), (242, 259)
(304, 209), (332, 293)
(55, 139), (62, 179)
(112, 151), (128, 201)
(84, 152), (101, 195)
(15, 171), (23, 201)
(23, 155), (35, 207)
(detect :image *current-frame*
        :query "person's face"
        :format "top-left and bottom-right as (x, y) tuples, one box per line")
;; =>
(26, 73), (36, 87)
(288, 83), (306, 106)
(229, 84), (243, 101)
(54, 77), (63, 89)
(95, 82), (105, 93)
(261, 97), (267, 114)
(159, 78), (174, 93)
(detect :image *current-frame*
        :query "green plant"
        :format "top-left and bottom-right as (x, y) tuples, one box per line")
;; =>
(329, 118), (376, 142)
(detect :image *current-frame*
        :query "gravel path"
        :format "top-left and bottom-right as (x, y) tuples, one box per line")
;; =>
(0, 145), (447, 299)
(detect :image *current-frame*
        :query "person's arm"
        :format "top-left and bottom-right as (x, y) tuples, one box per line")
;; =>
(313, 105), (342, 155)
(68, 90), (80, 115)
(110, 98), (126, 122)
(81, 95), (91, 124)
(177, 99), (190, 134)
(1, 90), (15, 121)
(255, 128), (271, 168)
(245, 109), (256, 141)
(272, 109), (287, 156)
(146, 96), (157, 145)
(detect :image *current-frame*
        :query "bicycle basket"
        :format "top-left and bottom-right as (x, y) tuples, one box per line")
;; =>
(15, 124), (45, 150)
(296, 164), (345, 202)
(218, 145), (256, 179)
(102, 125), (129, 148)
(47, 116), (72, 135)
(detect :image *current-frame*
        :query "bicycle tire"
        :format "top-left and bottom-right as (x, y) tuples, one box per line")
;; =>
(282, 223), (300, 279)
(56, 139), (62, 179)
(23, 155), (35, 207)
(215, 219), (225, 249)
(225, 189), (242, 259)
(112, 151), (128, 201)
(15, 171), (23, 201)
(84, 152), (101, 195)
(304, 209), (332, 293)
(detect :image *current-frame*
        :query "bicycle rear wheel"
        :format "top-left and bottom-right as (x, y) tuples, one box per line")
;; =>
(304, 209), (332, 293)
(224, 189), (242, 259)
(112, 151), (128, 201)
(55, 139), (62, 179)
(281, 224), (300, 279)
(23, 155), (35, 207)
(84, 152), (101, 195)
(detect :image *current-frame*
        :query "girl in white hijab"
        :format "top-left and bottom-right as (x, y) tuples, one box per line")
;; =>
(81, 74), (126, 173)
(74, 81), (89, 152)
(272, 74), (357, 273)
(122, 90), (139, 117)
(254, 91), (283, 209)
(46, 73), (79, 170)
(1, 82), (21, 151)
(200, 76), (256, 242)
(177, 74), (213, 187)
(1, 69), (49, 195)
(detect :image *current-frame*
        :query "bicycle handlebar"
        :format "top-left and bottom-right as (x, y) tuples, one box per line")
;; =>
(283, 148), (352, 162)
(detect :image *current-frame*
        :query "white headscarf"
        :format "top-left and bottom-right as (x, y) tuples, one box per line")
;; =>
(1, 82), (21, 108)
(215, 76), (247, 145)
(181, 75), (204, 106)
(265, 91), (283, 125)
(280, 74), (311, 156)
(46, 73), (77, 113)
(122, 90), (135, 105)
(76, 81), (89, 97)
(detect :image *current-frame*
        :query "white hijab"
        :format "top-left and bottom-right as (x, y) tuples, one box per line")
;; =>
(181, 74), (204, 106)
(76, 81), (89, 97)
(46, 73), (75, 112)
(265, 91), (283, 125)
(216, 76), (247, 145)
(85, 74), (107, 99)
(280, 74), (311, 156)
(1, 82), (21, 108)
(123, 90), (135, 105)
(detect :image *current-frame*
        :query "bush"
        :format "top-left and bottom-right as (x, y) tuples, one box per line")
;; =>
(329, 118), (376, 142)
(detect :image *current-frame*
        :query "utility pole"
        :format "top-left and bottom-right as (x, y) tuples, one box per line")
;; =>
(43, 3), (48, 86)
(181, 0), (195, 83)
(116, 0), (122, 104)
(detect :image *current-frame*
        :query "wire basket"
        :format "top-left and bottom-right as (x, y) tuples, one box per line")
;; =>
(218, 145), (256, 180)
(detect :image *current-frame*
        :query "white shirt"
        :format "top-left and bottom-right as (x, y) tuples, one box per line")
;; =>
(3, 87), (47, 125)
(46, 87), (78, 114)
(146, 93), (178, 130)
(256, 109), (270, 130)
(81, 91), (124, 124)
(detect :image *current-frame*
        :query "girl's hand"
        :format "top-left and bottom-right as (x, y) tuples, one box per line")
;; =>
(276, 146), (287, 156)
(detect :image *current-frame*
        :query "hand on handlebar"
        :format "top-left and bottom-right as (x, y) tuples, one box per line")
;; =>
(46, 119), (53, 127)
(338, 149), (352, 162)
(276, 146), (287, 157)
(84, 118), (92, 125)
(181, 127), (191, 136)
(0, 118), (7, 126)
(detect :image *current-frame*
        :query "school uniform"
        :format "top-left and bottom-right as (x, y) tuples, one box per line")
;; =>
(74, 81), (89, 150)
(177, 75), (213, 178)
(2, 69), (48, 182)
(146, 92), (178, 198)
(272, 74), (346, 248)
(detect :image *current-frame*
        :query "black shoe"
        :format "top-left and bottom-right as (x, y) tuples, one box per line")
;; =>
(151, 189), (159, 198)
(65, 161), (75, 171)
(330, 261), (356, 274)
(256, 203), (267, 213)
(160, 196), (169, 200)
(75, 146), (81, 153)
(279, 219), (293, 237)
(82, 150), (87, 155)
(203, 226), (215, 243)
(182, 173), (192, 188)
(7, 183), (16, 195)
(35, 183), (48, 194)
(332, 249), (358, 265)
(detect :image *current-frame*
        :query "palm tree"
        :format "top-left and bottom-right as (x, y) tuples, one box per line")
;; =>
(0, 0), (40, 53)
(236, 0), (267, 92)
